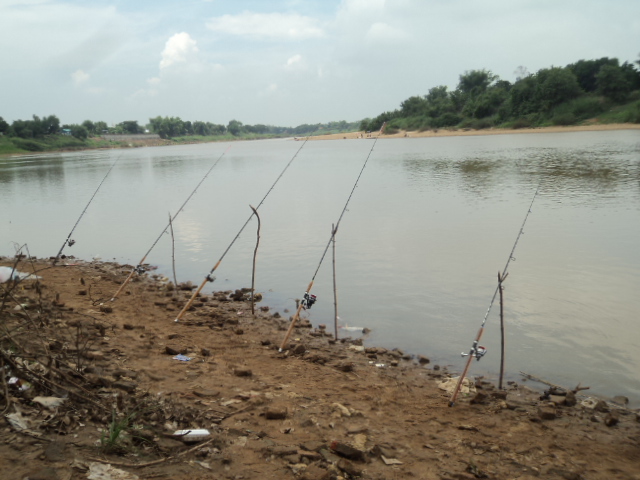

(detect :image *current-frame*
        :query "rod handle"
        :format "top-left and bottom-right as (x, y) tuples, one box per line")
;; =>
(111, 256), (146, 302)
(279, 281), (314, 351)
(175, 278), (208, 322)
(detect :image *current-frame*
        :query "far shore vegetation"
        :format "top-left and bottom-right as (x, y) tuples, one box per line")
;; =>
(2, 55), (639, 156)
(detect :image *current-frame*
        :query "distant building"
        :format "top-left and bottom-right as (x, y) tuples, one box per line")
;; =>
(61, 128), (72, 136)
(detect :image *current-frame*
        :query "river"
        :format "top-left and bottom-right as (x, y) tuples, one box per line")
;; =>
(2, 130), (639, 406)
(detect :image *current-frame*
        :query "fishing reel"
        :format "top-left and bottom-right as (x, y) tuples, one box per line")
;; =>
(205, 274), (216, 283)
(67, 239), (76, 247)
(301, 292), (317, 310)
(461, 344), (487, 362)
(134, 265), (146, 275)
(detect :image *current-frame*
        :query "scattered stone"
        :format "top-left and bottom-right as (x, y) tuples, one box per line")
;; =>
(265, 406), (288, 420)
(165, 346), (180, 355)
(491, 390), (508, 400)
(193, 389), (220, 398)
(564, 391), (577, 407)
(605, 411), (619, 427)
(330, 441), (366, 462)
(335, 362), (354, 372)
(418, 355), (430, 365)
(234, 328), (244, 335)
(470, 391), (488, 405)
(261, 339), (271, 346)
(201, 348), (211, 357)
(292, 344), (306, 355)
(337, 458), (363, 476)
(113, 381), (137, 393)
(233, 368), (253, 377)
(268, 445), (298, 456)
(538, 406), (557, 420)
(594, 400), (610, 413)
(611, 396), (629, 406)
(99, 305), (113, 314)
(300, 464), (331, 480)
(300, 441), (326, 452)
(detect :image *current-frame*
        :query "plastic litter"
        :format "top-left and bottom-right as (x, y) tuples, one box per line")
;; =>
(173, 354), (191, 361)
(33, 396), (66, 409)
(172, 429), (211, 442)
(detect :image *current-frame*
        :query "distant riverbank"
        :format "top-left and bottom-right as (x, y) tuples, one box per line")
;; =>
(307, 122), (640, 141)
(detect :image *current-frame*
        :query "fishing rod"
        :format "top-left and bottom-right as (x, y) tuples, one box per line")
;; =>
(173, 136), (312, 322)
(278, 122), (386, 351)
(110, 145), (232, 301)
(449, 181), (542, 407)
(53, 152), (123, 265)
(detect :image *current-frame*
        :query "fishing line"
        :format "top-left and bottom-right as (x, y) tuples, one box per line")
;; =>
(53, 152), (123, 265)
(449, 180), (542, 406)
(279, 123), (386, 351)
(110, 145), (232, 301)
(174, 136), (312, 322)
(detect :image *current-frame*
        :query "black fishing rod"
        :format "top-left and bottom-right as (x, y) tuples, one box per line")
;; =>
(52, 152), (123, 265)
(449, 181), (542, 406)
(279, 122), (386, 351)
(111, 145), (232, 301)
(174, 136), (312, 322)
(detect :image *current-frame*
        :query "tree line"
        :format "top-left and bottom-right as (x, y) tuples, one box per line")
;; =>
(360, 56), (640, 132)
(0, 114), (360, 143)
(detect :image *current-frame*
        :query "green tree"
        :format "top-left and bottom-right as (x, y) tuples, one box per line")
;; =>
(0, 116), (10, 134)
(70, 125), (88, 140)
(568, 58), (618, 92)
(82, 120), (96, 135)
(227, 119), (243, 136)
(534, 67), (581, 111)
(596, 65), (632, 102)
(117, 120), (143, 134)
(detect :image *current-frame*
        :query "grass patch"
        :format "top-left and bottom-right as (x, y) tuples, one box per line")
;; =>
(597, 100), (640, 124)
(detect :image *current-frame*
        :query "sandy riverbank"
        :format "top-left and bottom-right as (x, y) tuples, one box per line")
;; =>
(1, 257), (639, 480)
(306, 123), (640, 141)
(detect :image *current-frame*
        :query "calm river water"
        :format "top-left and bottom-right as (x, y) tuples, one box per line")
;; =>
(2, 130), (639, 405)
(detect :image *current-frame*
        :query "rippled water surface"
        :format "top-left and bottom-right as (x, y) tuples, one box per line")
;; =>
(2, 130), (639, 405)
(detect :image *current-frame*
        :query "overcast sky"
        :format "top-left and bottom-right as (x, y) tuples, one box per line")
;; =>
(1, 0), (639, 128)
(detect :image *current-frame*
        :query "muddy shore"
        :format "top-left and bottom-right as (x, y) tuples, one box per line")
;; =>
(1, 257), (639, 480)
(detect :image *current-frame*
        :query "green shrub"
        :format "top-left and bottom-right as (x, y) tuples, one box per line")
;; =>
(11, 138), (45, 151)
(569, 96), (606, 119)
(511, 118), (532, 129)
(552, 112), (577, 125)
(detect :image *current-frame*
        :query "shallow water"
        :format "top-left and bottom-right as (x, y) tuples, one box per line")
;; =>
(2, 130), (639, 405)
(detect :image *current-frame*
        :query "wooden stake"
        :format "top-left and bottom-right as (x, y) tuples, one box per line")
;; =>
(498, 271), (508, 390)
(332, 224), (338, 341)
(169, 212), (178, 288)
(249, 205), (261, 316)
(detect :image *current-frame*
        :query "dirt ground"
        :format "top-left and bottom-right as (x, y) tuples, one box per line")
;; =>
(1, 257), (639, 480)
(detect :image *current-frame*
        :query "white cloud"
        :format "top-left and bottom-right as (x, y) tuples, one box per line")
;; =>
(71, 69), (90, 85)
(365, 22), (407, 43)
(286, 54), (302, 67)
(160, 32), (198, 70)
(206, 12), (324, 39)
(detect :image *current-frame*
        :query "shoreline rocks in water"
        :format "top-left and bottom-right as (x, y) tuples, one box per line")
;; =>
(0, 256), (639, 480)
